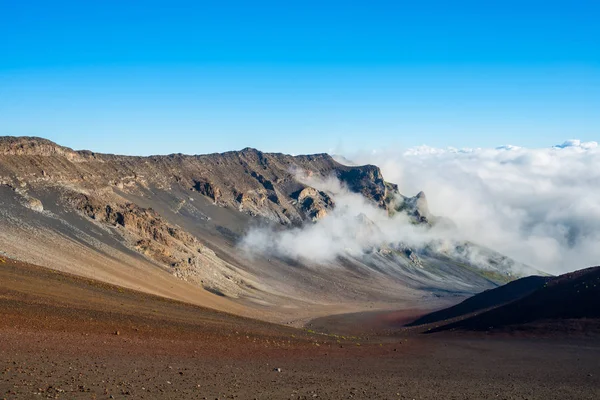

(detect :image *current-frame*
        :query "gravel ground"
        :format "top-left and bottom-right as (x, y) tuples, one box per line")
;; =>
(1, 259), (599, 400)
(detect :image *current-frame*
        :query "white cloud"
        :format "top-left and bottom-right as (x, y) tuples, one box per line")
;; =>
(240, 140), (600, 276)
(240, 167), (533, 277)
(240, 172), (435, 264)
(554, 139), (598, 150)
(351, 140), (600, 274)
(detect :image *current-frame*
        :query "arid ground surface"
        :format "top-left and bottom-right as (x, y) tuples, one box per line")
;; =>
(1, 258), (599, 400)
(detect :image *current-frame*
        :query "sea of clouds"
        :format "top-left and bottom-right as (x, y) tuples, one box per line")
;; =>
(352, 140), (600, 274)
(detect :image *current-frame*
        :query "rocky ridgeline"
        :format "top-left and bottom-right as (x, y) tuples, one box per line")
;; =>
(0, 137), (430, 225)
(0, 136), (84, 161)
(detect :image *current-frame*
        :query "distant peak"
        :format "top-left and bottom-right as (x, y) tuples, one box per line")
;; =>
(240, 147), (261, 153)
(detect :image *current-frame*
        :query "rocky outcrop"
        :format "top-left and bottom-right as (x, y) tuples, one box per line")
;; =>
(68, 192), (205, 268)
(336, 165), (388, 208)
(25, 197), (44, 212)
(0, 182), (46, 213)
(192, 178), (221, 202)
(292, 187), (334, 221)
(50, 189), (255, 298)
(393, 191), (433, 224)
(0, 136), (83, 161)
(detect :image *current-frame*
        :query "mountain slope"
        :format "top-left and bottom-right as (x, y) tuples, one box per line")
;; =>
(408, 275), (551, 326)
(426, 266), (600, 333)
(0, 136), (542, 322)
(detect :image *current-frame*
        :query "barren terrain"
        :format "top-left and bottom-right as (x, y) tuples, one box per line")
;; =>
(1, 137), (599, 399)
(1, 258), (599, 400)
(0, 137), (537, 326)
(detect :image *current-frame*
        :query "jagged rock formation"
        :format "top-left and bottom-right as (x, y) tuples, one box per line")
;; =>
(68, 193), (205, 267)
(396, 191), (431, 222)
(292, 187), (334, 221)
(335, 165), (390, 209)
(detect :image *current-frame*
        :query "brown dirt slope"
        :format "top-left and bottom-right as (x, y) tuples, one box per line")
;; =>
(1, 258), (600, 399)
(0, 257), (287, 338)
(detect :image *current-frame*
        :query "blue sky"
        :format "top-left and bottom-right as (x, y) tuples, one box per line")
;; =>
(1, 1), (598, 155)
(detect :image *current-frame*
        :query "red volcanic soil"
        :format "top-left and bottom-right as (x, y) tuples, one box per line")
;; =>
(1, 258), (600, 399)
(308, 308), (431, 336)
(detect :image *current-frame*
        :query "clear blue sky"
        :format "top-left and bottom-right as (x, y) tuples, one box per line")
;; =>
(1, 0), (598, 155)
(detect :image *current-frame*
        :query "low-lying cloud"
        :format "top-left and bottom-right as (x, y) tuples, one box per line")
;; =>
(241, 140), (600, 275)
(352, 140), (600, 274)
(240, 169), (518, 275)
(241, 173), (431, 263)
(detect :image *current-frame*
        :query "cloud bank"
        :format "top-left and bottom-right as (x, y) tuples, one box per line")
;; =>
(241, 139), (599, 275)
(351, 140), (600, 274)
(240, 169), (528, 276)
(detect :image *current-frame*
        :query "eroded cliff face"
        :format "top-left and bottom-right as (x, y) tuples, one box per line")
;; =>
(68, 193), (205, 268)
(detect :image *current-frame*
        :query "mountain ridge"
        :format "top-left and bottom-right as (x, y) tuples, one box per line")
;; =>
(0, 135), (539, 323)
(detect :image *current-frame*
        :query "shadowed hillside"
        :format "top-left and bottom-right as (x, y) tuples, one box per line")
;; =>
(425, 266), (600, 334)
(408, 275), (552, 327)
